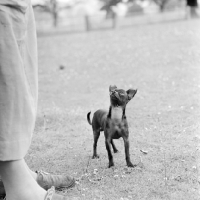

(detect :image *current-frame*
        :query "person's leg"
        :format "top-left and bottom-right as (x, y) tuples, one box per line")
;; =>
(0, 1), (73, 199)
(0, 160), (75, 198)
(23, 162), (38, 180)
(0, 160), (46, 200)
(24, 161), (76, 190)
(0, 1), (42, 199)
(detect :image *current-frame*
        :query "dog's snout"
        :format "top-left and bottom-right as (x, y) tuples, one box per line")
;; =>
(110, 90), (116, 95)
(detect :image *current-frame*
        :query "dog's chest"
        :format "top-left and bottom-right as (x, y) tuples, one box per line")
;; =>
(109, 108), (127, 138)
(111, 107), (123, 120)
(111, 119), (126, 130)
(109, 119), (127, 139)
(111, 107), (126, 126)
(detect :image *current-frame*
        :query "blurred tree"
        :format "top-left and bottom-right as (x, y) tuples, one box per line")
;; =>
(100, 0), (170, 14)
(33, 0), (58, 27)
(50, 0), (58, 27)
(152, 0), (169, 11)
(186, 0), (199, 18)
(101, 0), (122, 7)
(128, 0), (169, 12)
(100, 0), (122, 18)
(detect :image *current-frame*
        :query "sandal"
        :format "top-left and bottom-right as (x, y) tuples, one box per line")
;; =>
(45, 187), (70, 200)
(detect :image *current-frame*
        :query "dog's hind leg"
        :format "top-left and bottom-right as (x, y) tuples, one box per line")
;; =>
(111, 139), (118, 153)
(92, 131), (100, 159)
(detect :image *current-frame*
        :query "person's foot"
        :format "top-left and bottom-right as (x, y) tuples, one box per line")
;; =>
(44, 187), (70, 200)
(0, 180), (5, 199)
(3, 187), (70, 200)
(0, 171), (75, 198)
(36, 171), (75, 190)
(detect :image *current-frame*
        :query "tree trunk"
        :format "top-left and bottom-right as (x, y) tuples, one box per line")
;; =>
(51, 0), (58, 27)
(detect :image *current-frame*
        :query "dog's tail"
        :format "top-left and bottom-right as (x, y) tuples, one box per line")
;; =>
(87, 112), (92, 125)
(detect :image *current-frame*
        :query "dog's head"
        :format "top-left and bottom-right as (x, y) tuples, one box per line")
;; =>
(109, 85), (137, 107)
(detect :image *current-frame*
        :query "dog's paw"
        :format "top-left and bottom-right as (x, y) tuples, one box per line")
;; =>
(127, 162), (137, 168)
(92, 155), (99, 159)
(108, 162), (114, 168)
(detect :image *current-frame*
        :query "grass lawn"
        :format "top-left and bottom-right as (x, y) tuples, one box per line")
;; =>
(25, 19), (200, 200)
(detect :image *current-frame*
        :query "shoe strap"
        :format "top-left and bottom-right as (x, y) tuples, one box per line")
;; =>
(36, 170), (50, 176)
(44, 187), (55, 200)
(3, 187), (55, 200)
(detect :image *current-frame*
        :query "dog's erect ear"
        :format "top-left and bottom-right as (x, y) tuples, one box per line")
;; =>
(126, 89), (137, 101)
(109, 85), (117, 92)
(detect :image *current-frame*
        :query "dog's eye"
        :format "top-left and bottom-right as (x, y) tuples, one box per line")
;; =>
(110, 91), (115, 95)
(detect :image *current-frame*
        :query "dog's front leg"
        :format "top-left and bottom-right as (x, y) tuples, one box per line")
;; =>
(111, 139), (118, 153)
(105, 138), (114, 168)
(92, 131), (100, 159)
(123, 137), (136, 167)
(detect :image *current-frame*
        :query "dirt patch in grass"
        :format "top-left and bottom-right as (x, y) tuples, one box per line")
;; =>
(25, 19), (200, 199)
